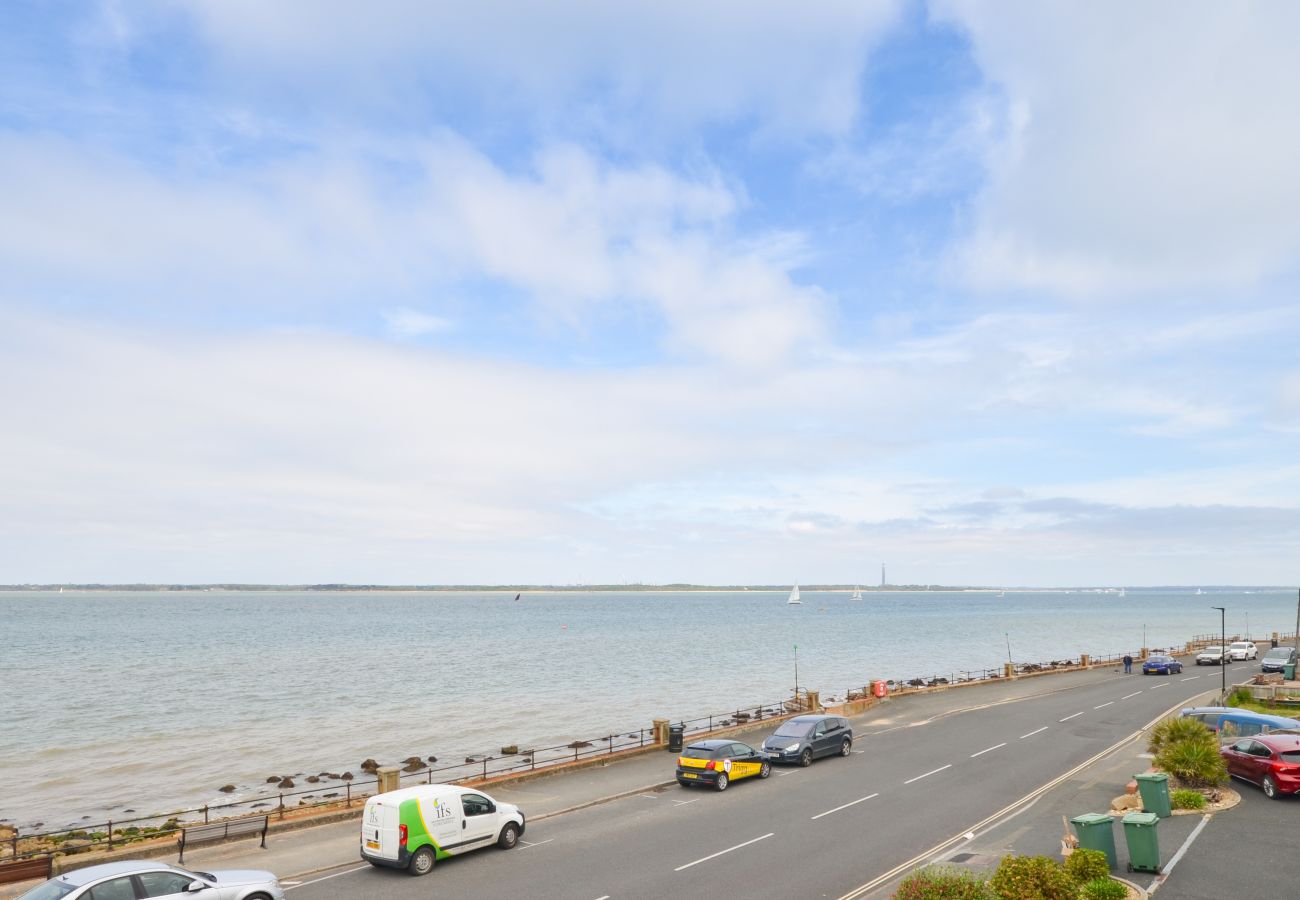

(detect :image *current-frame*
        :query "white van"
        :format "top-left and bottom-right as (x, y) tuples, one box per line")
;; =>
(360, 784), (526, 876)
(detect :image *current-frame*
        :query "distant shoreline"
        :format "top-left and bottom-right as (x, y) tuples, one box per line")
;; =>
(1, 583), (1283, 592)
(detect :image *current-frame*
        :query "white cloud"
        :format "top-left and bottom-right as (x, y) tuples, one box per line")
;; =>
(0, 131), (825, 366)
(160, 0), (903, 137)
(382, 307), (451, 339)
(934, 1), (1300, 296)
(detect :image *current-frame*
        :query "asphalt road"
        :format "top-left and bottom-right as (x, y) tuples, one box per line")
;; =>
(281, 663), (1253, 899)
(1154, 753), (1298, 899)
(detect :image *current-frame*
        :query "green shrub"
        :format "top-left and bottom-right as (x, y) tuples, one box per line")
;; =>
(1064, 849), (1110, 885)
(1080, 878), (1127, 900)
(1146, 715), (1212, 755)
(893, 866), (995, 900)
(989, 854), (1079, 900)
(1155, 738), (1228, 787)
(1171, 789), (1206, 810)
(1229, 687), (1254, 707)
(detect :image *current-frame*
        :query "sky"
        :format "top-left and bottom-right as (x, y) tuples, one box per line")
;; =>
(3, 1), (1300, 587)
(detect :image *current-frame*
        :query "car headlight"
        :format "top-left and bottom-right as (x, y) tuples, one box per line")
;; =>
(787, 743), (799, 752)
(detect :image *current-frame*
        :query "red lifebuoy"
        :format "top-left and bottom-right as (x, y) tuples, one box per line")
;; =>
(871, 680), (888, 698)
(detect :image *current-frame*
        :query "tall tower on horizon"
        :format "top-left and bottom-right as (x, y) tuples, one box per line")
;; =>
(881, 563), (885, 587)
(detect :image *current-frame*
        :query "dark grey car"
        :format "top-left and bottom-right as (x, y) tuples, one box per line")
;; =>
(1261, 646), (1298, 674)
(760, 714), (853, 766)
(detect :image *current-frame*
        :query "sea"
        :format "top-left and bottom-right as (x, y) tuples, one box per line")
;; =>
(2, 587), (1295, 831)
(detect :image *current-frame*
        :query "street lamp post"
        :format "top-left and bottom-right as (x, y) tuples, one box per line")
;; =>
(1212, 606), (1226, 698)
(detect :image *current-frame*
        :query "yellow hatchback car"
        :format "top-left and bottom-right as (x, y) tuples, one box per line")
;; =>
(676, 739), (771, 791)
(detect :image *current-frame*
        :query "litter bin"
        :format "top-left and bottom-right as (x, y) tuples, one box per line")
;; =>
(1286, 664), (1296, 681)
(1134, 772), (1171, 818)
(1122, 812), (1160, 873)
(668, 724), (684, 752)
(1070, 813), (1117, 869)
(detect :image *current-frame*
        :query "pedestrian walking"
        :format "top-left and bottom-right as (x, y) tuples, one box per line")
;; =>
(1123, 653), (1133, 674)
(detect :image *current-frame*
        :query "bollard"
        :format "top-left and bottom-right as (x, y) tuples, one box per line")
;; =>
(1004, 662), (1015, 679)
(1141, 647), (1149, 659)
(806, 690), (820, 711)
(1080, 654), (1091, 668)
(376, 766), (400, 793)
(652, 718), (669, 745)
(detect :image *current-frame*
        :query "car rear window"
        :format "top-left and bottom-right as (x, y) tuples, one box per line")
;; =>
(681, 746), (715, 759)
(1279, 751), (1300, 763)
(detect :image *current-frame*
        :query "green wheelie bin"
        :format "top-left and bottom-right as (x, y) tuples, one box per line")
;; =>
(1122, 812), (1161, 874)
(1135, 772), (1171, 817)
(1070, 813), (1117, 869)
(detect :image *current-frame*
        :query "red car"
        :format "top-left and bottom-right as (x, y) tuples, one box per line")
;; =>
(1220, 734), (1300, 799)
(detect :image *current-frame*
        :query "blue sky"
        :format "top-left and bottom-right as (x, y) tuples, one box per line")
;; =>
(3, 1), (1300, 586)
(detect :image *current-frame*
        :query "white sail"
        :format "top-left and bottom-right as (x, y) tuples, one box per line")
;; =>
(851, 585), (862, 601)
(788, 585), (802, 605)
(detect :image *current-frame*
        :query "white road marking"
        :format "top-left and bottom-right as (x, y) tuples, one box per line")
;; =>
(852, 749), (867, 754)
(971, 742), (1007, 758)
(1148, 814), (1213, 895)
(640, 794), (660, 799)
(283, 867), (367, 890)
(1094, 701), (1114, 709)
(595, 895), (612, 900)
(1149, 683), (1169, 689)
(811, 792), (880, 820)
(520, 838), (554, 848)
(670, 797), (699, 806)
(776, 770), (795, 776)
(904, 764), (952, 785)
(1020, 726), (1048, 739)
(1059, 712), (1084, 722)
(1181, 676), (1200, 681)
(675, 833), (774, 871)
(1121, 691), (1143, 699)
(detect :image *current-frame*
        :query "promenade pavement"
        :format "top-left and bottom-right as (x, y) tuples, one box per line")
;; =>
(2, 659), (1270, 899)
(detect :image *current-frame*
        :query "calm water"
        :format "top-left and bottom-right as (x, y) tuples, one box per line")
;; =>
(1, 588), (1294, 829)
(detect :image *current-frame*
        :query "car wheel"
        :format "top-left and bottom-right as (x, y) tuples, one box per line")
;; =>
(840, 738), (852, 757)
(799, 748), (813, 767)
(408, 846), (436, 876)
(715, 772), (729, 791)
(498, 822), (520, 849)
(1262, 775), (1280, 799)
(759, 762), (771, 778)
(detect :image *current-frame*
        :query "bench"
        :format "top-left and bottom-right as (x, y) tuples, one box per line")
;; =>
(177, 815), (269, 864)
(0, 855), (53, 886)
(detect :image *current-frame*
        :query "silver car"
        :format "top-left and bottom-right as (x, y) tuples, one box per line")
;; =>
(17, 860), (285, 900)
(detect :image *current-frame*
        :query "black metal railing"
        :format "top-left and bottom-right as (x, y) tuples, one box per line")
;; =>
(2, 693), (803, 863)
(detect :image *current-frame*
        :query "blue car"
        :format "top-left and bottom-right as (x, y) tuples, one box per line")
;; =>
(1143, 654), (1183, 675)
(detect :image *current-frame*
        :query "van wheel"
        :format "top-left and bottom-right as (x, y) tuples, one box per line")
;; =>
(1262, 776), (1279, 799)
(840, 738), (852, 757)
(799, 748), (813, 767)
(407, 846), (436, 876)
(715, 773), (729, 791)
(498, 822), (520, 849)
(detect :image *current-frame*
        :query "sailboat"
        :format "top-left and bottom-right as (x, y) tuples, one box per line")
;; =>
(787, 585), (802, 605)
(851, 585), (862, 601)
(1119, 587), (1126, 598)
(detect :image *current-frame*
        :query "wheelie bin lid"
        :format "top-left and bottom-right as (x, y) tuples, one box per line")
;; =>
(1070, 813), (1114, 825)
(1134, 772), (1168, 783)
(1122, 812), (1159, 826)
